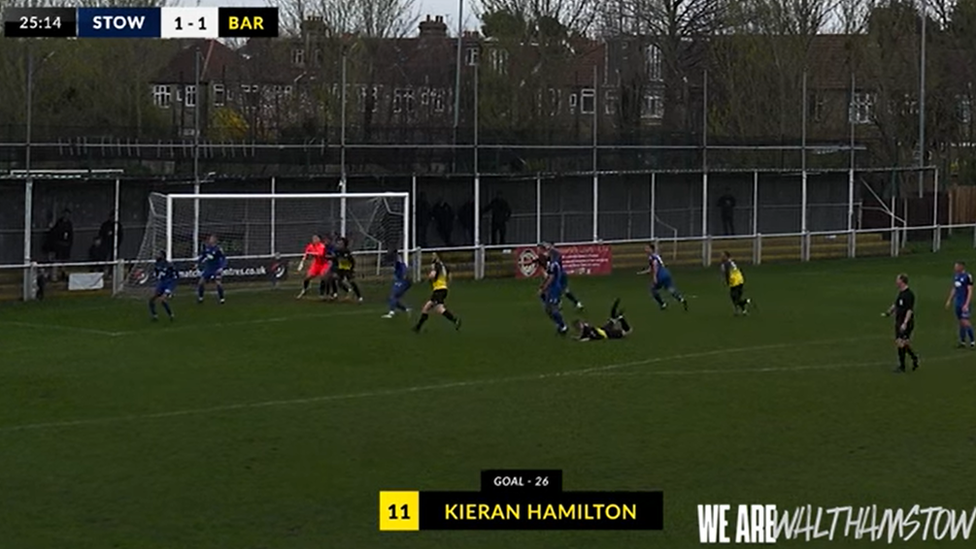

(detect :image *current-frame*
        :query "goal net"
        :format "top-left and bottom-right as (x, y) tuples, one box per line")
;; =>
(122, 192), (411, 295)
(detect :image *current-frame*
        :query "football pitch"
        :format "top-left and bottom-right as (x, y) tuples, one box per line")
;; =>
(1, 251), (974, 548)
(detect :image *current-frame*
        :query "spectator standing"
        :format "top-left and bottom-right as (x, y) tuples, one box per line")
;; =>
(483, 191), (512, 245)
(98, 210), (123, 261)
(716, 189), (736, 236)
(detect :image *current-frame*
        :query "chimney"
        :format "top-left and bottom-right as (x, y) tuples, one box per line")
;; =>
(418, 14), (448, 38)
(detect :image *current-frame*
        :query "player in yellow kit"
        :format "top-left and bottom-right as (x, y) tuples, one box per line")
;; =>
(413, 253), (461, 333)
(720, 251), (751, 315)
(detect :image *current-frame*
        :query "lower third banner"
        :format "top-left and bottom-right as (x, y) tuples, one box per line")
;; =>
(379, 470), (663, 531)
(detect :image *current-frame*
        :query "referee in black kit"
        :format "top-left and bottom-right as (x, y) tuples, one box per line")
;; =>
(883, 273), (920, 373)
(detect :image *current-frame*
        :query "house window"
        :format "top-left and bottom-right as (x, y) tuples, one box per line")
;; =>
(393, 88), (404, 113)
(646, 44), (663, 82)
(176, 86), (183, 103)
(404, 88), (415, 113)
(213, 84), (225, 107)
(284, 86), (292, 97)
(488, 49), (508, 74)
(642, 92), (664, 119)
(808, 92), (824, 122)
(293, 49), (305, 67)
(185, 85), (197, 107)
(569, 92), (578, 114)
(274, 85), (283, 97)
(420, 87), (430, 106)
(465, 47), (479, 66)
(313, 50), (322, 66)
(433, 89), (445, 112)
(548, 88), (559, 115)
(360, 86), (378, 113)
(958, 95), (972, 125)
(604, 89), (618, 115)
(581, 88), (595, 114)
(849, 92), (874, 124)
(153, 85), (171, 108)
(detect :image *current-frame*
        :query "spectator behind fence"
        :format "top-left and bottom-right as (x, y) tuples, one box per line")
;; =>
(47, 209), (74, 281)
(716, 189), (736, 236)
(458, 199), (474, 244)
(433, 199), (454, 247)
(416, 192), (431, 248)
(89, 237), (106, 263)
(483, 191), (512, 245)
(98, 210), (123, 260)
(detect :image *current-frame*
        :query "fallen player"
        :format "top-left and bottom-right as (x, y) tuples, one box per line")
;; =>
(574, 298), (632, 341)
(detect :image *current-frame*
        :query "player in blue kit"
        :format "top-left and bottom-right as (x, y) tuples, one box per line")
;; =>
(540, 242), (584, 311)
(149, 251), (177, 321)
(197, 234), (227, 304)
(382, 251), (412, 318)
(945, 261), (974, 348)
(638, 243), (687, 311)
(539, 251), (568, 335)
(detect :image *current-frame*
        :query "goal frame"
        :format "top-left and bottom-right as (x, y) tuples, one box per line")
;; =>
(164, 192), (411, 262)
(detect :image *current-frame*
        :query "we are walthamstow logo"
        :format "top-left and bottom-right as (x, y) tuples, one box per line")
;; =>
(697, 504), (976, 543)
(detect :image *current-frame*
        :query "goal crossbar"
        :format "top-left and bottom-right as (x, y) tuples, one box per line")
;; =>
(165, 192), (409, 200)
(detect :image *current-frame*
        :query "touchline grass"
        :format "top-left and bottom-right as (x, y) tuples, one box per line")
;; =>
(1, 252), (974, 549)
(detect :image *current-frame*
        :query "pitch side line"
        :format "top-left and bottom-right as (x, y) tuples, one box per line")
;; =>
(0, 308), (381, 338)
(0, 336), (894, 434)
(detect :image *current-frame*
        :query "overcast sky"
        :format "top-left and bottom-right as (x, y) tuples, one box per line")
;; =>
(191, 0), (478, 32)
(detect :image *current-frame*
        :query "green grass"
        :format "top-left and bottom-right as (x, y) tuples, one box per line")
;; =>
(1, 253), (975, 548)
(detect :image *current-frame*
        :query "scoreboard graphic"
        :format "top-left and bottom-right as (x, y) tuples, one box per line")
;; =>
(3, 6), (278, 38)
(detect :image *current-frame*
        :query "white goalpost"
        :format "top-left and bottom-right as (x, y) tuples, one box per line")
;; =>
(123, 192), (411, 294)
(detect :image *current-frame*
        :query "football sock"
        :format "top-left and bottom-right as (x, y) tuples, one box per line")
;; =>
(443, 310), (457, 323)
(897, 347), (906, 369)
(619, 317), (631, 332)
(415, 313), (429, 330)
(566, 291), (580, 306)
(960, 327), (967, 344)
(967, 326), (975, 343)
(610, 298), (620, 319)
(217, 284), (225, 300)
(350, 281), (362, 299)
(197, 284), (204, 300)
(319, 280), (326, 296)
(551, 309), (566, 329)
(162, 301), (172, 317)
(303, 279), (310, 291)
(651, 291), (664, 307)
(149, 300), (156, 316)
(395, 301), (408, 312)
(905, 346), (918, 362)
(671, 288), (685, 301)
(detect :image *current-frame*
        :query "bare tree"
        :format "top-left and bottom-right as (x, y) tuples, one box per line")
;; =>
(274, 0), (418, 37)
(477, 0), (598, 36)
(605, 0), (728, 132)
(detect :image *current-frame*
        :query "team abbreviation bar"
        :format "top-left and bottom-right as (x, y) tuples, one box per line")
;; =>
(3, 7), (278, 38)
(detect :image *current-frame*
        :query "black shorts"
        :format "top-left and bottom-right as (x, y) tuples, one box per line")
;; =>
(895, 322), (914, 340)
(429, 289), (448, 304)
(730, 284), (744, 302)
(336, 269), (353, 280)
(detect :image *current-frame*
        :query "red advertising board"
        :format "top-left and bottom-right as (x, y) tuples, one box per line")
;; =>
(515, 245), (613, 278)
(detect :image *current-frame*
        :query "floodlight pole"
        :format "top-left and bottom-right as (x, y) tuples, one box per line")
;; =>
(192, 47), (201, 251)
(23, 46), (34, 301)
(918, 1), (927, 198)
(340, 48), (348, 236)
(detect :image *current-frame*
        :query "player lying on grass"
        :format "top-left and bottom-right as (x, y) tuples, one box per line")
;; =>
(382, 250), (412, 318)
(296, 234), (330, 299)
(149, 251), (177, 321)
(575, 298), (632, 341)
(413, 253), (461, 333)
(197, 234), (227, 304)
(945, 261), (974, 348)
